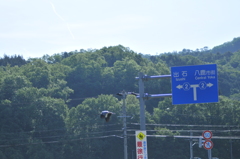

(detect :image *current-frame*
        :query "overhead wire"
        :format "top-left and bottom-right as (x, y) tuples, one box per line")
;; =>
(2, 93), (240, 148)
(0, 129), (124, 142)
(0, 93), (118, 106)
(1, 124), (240, 148)
(2, 127), (240, 143)
(0, 125), (125, 147)
(0, 134), (123, 148)
(130, 123), (240, 128)
(0, 123), (122, 135)
(127, 134), (240, 140)
(125, 129), (240, 133)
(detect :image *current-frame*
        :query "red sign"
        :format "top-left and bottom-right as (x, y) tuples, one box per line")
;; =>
(202, 130), (212, 140)
(203, 140), (214, 150)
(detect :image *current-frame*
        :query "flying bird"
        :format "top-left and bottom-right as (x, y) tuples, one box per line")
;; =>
(100, 110), (114, 122)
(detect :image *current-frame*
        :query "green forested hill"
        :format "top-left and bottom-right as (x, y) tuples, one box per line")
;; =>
(211, 37), (240, 54)
(0, 41), (240, 159)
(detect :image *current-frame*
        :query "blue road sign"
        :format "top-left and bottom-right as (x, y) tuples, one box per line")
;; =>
(171, 64), (218, 105)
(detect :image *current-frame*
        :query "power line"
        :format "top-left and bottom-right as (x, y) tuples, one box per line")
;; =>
(2, 128), (240, 143)
(0, 123), (122, 135)
(127, 134), (240, 140)
(0, 134), (123, 148)
(0, 93), (121, 105)
(130, 123), (240, 128)
(0, 129), (124, 142)
(126, 129), (240, 133)
(1, 128), (240, 148)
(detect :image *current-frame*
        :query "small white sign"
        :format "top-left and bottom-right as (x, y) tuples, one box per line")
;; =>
(136, 131), (148, 159)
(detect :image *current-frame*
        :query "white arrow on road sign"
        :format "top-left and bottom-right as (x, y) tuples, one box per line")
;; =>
(207, 83), (213, 87)
(177, 83), (214, 90)
(176, 82), (214, 101)
(176, 85), (183, 89)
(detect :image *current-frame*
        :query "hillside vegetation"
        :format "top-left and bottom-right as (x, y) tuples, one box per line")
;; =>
(0, 37), (240, 159)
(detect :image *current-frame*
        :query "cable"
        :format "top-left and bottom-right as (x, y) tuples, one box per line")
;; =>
(1, 127), (240, 148)
(2, 128), (240, 143)
(127, 134), (240, 140)
(130, 123), (240, 128)
(0, 134), (123, 148)
(0, 93), (117, 106)
(0, 129), (124, 142)
(125, 129), (240, 133)
(0, 123), (122, 135)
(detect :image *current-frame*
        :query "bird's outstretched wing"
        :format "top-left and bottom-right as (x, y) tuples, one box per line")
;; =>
(100, 110), (108, 119)
(100, 110), (114, 122)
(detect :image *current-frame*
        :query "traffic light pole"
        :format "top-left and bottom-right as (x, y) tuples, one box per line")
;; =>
(136, 72), (172, 159)
(138, 72), (146, 130)
(136, 72), (172, 130)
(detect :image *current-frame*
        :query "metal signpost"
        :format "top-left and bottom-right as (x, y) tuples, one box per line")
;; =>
(202, 130), (213, 159)
(171, 64), (219, 105)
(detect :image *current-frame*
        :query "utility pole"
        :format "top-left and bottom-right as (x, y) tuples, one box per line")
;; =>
(117, 91), (130, 159)
(122, 91), (128, 159)
(230, 139), (233, 159)
(190, 131), (193, 159)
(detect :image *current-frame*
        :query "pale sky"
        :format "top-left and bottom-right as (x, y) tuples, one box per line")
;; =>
(1, 0), (240, 59)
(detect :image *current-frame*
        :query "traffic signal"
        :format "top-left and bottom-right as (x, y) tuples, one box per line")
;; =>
(199, 137), (204, 148)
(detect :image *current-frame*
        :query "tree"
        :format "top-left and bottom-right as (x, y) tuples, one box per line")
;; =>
(65, 95), (122, 159)
(22, 59), (51, 88)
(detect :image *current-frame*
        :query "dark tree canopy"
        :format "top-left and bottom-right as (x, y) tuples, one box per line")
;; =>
(0, 55), (27, 66)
